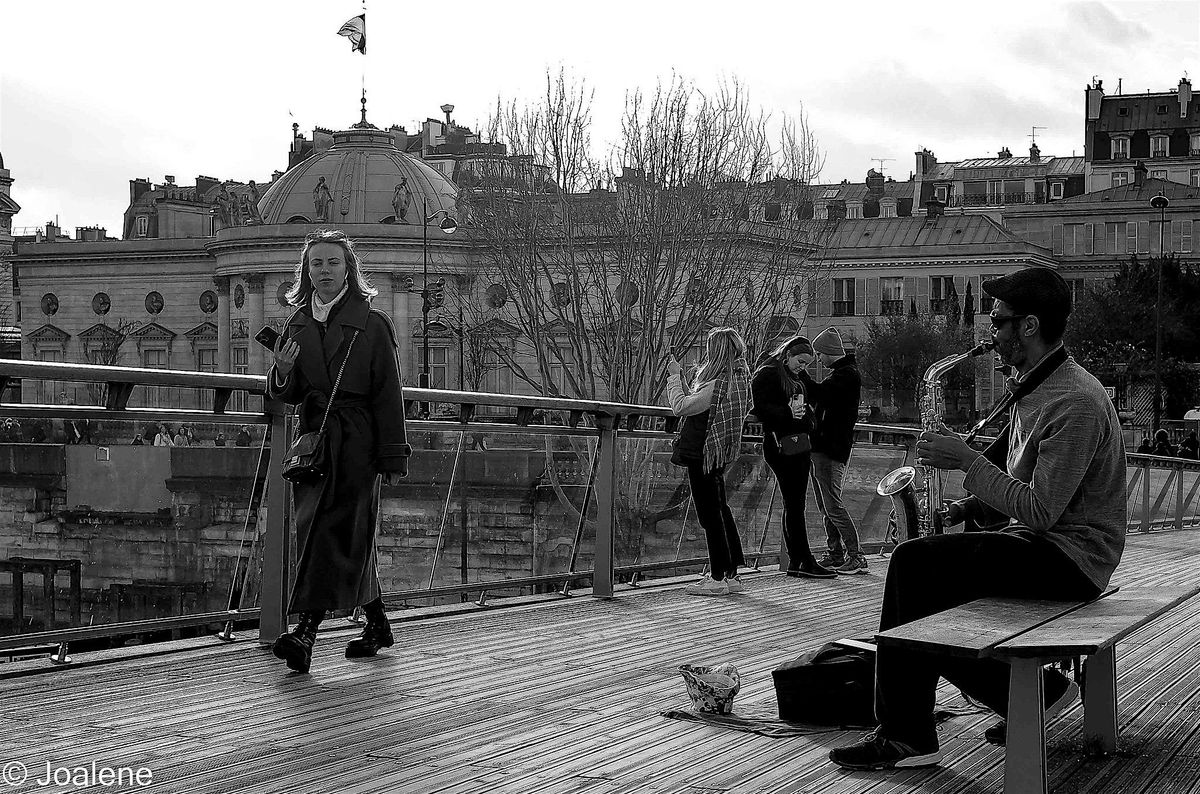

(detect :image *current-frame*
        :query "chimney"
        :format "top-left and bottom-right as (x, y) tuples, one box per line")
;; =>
(441, 103), (455, 125)
(1029, 142), (1041, 163)
(164, 175), (175, 186)
(1180, 77), (1193, 118)
(45, 221), (59, 241)
(1133, 161), (1147, 185)
(865, 169), (885, 195)
(195, 175), (219, 197)
(915, 148), (937, 176)
(1086, 78), (1105, 121)
(924, 198), (945, 218)
(130, 177), (152, 203)
(997, 147), (1012, 159)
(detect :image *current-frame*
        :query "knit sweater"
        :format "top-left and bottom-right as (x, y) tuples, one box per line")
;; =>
(962, 358), (1127, 591)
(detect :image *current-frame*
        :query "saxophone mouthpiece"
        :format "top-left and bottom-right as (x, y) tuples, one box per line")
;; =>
(971, 340), (996, 357)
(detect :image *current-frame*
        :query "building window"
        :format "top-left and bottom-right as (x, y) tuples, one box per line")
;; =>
(935, 185), (948, 203)
(1151, 135), (1169, 158)
(196, 348), (217, 372)
(1106, 222), (1122, 254)
(979, 275), (1003, 312)
(1191, 132), (1200, 155)
(879, 277), (903, 315)
(845, 204), (862, 219)
(1191, 169), (1199, 188)
(1111, 137), (1130, 159)
(880, 202), (897, 218)
(1179, 219), (1194, 253)
(832, 279), (855, 316)
(136, 216), (149, 237)
(412, 345), (449, 389)
(1151, 169), (1168, 180)
(929, 276), (953, 313)
(1126, 222), (1142, 254)
(1050, 182), (1064, 200)
(1064, 223), (1094, 256)
(1112, 172), (1129, 187)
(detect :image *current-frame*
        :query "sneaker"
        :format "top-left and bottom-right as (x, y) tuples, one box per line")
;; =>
(829, 728), (943, 770)
(684, 575), (729, 596)
(724, 576), (745, 594)
(984, 678), (1080, 745)
(816, 553), (846, 569)
(836, 555), (869, 575)
(787, 561), (838, 579)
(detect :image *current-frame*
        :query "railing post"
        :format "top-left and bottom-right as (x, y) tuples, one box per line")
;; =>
(591, 413), (618, 599)
(259, 399), (290, 643)
(1176, 461), (1185, 531)
(1141, 459), (1152, 533)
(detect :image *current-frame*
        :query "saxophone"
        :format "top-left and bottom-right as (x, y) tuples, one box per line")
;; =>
(877, 340), (995, 540)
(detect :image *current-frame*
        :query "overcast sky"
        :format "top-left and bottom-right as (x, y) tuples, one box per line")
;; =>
(1, 0), (1197, 236)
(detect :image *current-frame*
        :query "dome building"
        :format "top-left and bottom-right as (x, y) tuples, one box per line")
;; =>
(13, 109), (475, 408)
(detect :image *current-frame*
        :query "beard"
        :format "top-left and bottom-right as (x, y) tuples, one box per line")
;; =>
(994, 335), (1026, 370)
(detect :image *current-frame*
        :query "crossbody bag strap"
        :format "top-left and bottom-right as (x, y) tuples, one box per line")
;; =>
(316, 330), (360, 435)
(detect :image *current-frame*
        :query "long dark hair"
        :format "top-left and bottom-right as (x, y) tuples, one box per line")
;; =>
(286, 229), (379, 306)
(760, 334), (812, 397)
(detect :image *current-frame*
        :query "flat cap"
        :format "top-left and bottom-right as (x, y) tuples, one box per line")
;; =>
(982, 267), (1071, 322)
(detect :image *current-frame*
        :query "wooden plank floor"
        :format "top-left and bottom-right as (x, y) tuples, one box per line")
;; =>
(1, 532), (1199, 794)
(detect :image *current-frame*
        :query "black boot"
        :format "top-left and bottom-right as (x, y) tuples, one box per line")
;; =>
(346, 598), (394, 658)
(272, 610), (323, 672)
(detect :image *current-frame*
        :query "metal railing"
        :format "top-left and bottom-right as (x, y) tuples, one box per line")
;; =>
(949, 192), (1047, 208)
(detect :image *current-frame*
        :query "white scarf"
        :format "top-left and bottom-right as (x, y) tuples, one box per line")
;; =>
(310, 283), (349, 323)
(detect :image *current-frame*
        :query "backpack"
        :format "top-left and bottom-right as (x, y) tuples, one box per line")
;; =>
(771, 640), (877, 727)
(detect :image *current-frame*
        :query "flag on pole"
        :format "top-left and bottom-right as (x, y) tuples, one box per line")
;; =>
(337, 14), (366, 54)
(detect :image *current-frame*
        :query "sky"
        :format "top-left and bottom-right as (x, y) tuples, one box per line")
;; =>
(1, 0), (1197, 236)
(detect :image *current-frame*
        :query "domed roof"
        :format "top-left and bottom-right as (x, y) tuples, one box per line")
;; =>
(257, 127), (457, 225)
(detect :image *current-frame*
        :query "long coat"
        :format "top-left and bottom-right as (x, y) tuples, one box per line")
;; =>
(268, 293), (411, 613)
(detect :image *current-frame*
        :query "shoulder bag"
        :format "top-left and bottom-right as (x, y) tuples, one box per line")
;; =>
(282, 331), (359, 484)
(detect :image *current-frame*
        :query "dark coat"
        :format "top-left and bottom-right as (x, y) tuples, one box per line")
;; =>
(268, 293), (411, 613)
(751, 364), (813, 459)
(800, 354), (860, 463)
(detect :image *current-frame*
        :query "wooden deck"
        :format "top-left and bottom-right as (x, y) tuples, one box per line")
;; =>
(1, 532), (1199, 794)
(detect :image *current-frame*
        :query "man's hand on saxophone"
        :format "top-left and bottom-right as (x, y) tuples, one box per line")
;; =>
(916, 422), (983, 472)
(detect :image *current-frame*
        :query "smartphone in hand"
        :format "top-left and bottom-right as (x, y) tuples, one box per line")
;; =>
(254, 326), (282, 351)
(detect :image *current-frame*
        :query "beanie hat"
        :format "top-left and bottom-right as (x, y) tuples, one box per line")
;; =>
(813, 327), (845, 356)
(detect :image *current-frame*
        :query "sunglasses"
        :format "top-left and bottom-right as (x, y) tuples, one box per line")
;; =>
(989, 314), (1027, 331)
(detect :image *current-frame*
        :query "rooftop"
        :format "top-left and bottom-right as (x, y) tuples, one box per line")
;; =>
(0, 532), (1195, 793)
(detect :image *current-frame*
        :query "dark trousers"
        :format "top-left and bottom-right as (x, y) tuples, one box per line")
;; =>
(763, 448), (815, 569)
(876, 531), (1101, 749)
(686, 464), (744, 581)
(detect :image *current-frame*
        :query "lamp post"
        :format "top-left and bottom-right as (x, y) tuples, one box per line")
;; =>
(1150, 192), (1170, 432)
(414, 196), (457, 417)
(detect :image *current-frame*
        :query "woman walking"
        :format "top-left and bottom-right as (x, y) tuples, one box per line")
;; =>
(666, 327), (752, 596)
(752, 336), (837, 579)
(268, 229), (412, 673)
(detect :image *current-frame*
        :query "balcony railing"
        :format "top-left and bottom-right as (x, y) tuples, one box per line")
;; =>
(879, 299), (904, 316)
(1, 359), (1197, 664)
(831, 300), (855, 316)
(949, 192), (1047, 208)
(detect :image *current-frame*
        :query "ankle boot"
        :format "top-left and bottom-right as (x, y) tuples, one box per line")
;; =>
(346, 599), (394, 658)
(272, 610), (323, 672)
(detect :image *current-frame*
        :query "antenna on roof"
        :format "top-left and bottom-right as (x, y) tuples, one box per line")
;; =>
(1029, 126), (1047, 147)
(871, 158), (894, 175)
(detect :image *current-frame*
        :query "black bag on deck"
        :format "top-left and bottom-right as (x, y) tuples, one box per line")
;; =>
(771, 641), (877, 727)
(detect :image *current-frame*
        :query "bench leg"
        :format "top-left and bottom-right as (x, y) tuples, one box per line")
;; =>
(1005, 658), (1048, 794)
(1082, 646), (1118, 754)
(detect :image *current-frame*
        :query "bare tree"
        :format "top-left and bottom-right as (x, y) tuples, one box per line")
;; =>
(454, 71), (833, 560)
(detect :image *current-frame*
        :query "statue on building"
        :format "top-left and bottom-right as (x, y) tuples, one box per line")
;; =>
(313, 177), (333, 222)
(230, 189), (245, 227)
(243, 180), (263, 225)
(391, 178), (413, 223)
(213, 184), (234, 228)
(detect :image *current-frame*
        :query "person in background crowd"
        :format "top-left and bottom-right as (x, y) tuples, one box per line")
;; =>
(752, 335), (836, 579)
(1151, 428), (1177, 458)
(154, 423), (174, 447)
(267, 229), (411, 673)
(1135, 435), (1153, 454)
(214, 432), (227, 447)
(801, 327), (867, 575)
(666, 327), (752, 596)
(235, 425), (252, 447)
(130, 434), (145, 445)
(1179, 431), (1199, 460)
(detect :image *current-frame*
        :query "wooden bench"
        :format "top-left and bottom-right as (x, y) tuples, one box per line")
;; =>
(876, 585), (1200, 794)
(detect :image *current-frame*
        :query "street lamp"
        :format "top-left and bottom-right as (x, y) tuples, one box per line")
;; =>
(414, 196), (457, 417)
(1150, 191), (1170, 432)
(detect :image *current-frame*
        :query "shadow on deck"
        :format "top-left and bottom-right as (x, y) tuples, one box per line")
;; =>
(1, 532), (1198, 794)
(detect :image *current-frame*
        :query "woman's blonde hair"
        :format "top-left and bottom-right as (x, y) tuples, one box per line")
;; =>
(694, 327), (747, 386)
(285, 229), (379, 306)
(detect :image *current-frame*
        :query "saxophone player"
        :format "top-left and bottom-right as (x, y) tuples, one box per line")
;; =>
(830, 266), (1127, 771)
